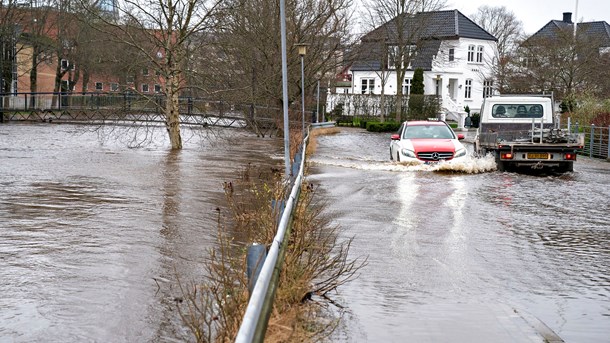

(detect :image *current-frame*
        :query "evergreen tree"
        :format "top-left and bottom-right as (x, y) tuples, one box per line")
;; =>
(411, 68), (424, 94)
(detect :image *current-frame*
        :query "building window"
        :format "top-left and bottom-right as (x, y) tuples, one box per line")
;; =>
(361, 78), (375, 94)
(61, 80), (71, 91)
(154, 84), (161, 93)
(402, 78), (412, 95)
(126, 75), (134, 83)
(476, 46), (484, 63)
(448, 48), (455, 62)
(387, 45), (399, 69)
(142, 84), (149, 92)
(110, 83), (119, 92)
(95, 82), (103, 91)
(467, 45), (475, 62)
(464, 79), (472, 99)
(142, 68), (149, 76)
(61, 59), (74, 70)
(483, 80), (494, 98)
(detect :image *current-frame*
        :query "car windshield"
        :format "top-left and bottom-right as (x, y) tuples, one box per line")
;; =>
(403, 125), (454, 139)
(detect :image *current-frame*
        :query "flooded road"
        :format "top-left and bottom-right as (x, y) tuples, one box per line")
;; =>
(0, 124), (283, 342)
(308, 127), (610, 343)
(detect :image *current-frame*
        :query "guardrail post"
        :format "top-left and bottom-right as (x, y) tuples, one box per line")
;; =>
(590, 124), (595, 158)
(246, 244), (267, 296)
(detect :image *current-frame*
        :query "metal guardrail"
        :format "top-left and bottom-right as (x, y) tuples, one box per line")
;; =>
(235, 130), (310, 343)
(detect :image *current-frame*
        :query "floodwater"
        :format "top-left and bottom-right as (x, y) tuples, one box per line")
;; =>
(0, 123), (283, 342)
(308, 127), (610, 342)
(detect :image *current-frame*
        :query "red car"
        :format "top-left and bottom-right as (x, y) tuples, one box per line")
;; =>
(390, 120), (467, 163)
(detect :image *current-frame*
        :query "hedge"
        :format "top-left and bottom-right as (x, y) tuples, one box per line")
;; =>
(365, 121), (401, 132)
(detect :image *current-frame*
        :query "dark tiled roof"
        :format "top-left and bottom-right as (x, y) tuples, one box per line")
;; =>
(363, 9), (496, 43)
(351, 39), (442, 71)
(351, 9), (495, 72)
(526, 20), (610, 46)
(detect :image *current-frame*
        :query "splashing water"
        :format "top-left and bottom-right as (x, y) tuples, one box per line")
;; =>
(310, 154), (497, 174)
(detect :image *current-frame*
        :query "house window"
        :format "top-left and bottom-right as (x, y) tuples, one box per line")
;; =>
(448, 48), (455, 62)
(95, 82), (103, 91)
(476, 46), (484, 63)
(142, 68), (149, 76)
(110, 83), (119, 92)
(483, 80), (494, 98)
(126, 75), (134, 83)
(464, 79), (472, 99)
(402, 78), (412, 95)
(142, 84), (149, 93)
(387, 45), (401, 69)
(154, 84), (161, 93)
(361, 78), (375, 94)
(387, 44), (417, 69)
(467, 45), (475, 62)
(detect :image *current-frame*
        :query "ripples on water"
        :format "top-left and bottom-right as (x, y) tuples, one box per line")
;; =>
(308, 127), (610, 343)
(0, 124), (283, 342)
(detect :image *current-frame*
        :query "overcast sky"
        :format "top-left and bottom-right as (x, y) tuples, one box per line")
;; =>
(449, 0), (610, 34)
(354, 1), (610, 35)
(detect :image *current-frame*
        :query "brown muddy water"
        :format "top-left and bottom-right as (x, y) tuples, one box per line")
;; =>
(2, 124), (609, 343)
(0, 124), (283, 342)
(308, 127), (610, 343)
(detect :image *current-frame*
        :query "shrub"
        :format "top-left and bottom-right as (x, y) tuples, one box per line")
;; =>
(470, 112), (480, 128)
(366, 121), (401, 132)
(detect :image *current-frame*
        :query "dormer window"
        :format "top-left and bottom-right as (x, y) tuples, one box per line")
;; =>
(387, 44), (416, 69)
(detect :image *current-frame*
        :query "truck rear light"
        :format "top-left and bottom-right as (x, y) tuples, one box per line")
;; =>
(500, 152), (513, 159)
(564, 153), (576, 160)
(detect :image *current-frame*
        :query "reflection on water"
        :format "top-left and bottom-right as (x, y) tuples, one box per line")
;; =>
(309, 127), (610, 343)
(0, 124), (282, 342)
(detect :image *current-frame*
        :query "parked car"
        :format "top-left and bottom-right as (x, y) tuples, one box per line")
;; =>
(390, 120), (467, 163)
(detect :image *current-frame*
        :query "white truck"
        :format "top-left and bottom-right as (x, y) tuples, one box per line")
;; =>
(474, 95), (584, 173)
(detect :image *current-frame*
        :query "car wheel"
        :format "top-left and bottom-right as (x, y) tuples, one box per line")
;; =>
(396, 151), (401, 162)
(390, 148), (393, 161)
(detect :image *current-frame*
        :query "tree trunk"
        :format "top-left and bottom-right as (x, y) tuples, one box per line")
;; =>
(165, 75), (182, 150)
(29, 45), (39, 108)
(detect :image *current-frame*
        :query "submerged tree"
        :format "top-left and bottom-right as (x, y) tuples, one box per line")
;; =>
(80, 0), (229, 149)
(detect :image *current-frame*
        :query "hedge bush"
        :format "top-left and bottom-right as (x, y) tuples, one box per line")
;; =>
(365, 121), (401, 132)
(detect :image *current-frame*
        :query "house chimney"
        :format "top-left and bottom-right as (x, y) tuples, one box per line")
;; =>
(563, 12), (573, 23)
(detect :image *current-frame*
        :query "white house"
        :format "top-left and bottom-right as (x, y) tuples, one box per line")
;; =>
(328, 9), (498, 127)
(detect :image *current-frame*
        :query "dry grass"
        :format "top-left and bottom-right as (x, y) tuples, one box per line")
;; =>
(306, 127), (341, 156)
(177, 159), (366, 343)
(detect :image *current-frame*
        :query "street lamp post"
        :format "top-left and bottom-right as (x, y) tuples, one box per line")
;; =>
(316, 80), (320, 123)
(296, 44), (308, 135)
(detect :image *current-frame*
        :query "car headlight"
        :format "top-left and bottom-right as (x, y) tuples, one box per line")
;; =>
(401, 149), (416, 158)
(454, 148), (466, 158)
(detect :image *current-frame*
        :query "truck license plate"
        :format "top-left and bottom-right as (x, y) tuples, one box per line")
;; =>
(527, 153), (549, 159)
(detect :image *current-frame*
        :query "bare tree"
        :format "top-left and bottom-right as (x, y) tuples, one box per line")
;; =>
(512, 27), (606, 99)
(471, 5), (523, 93)
(207, 0), (354, 116)
(79, 0), (229, 150)
(362, 0), (447, 121)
